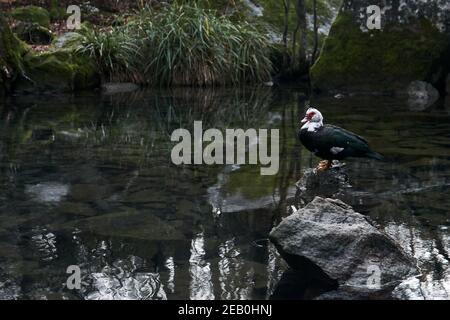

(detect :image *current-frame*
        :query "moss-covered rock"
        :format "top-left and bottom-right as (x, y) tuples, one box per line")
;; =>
(11, 6), (51, 28)
(0, 14), (28, 97)
(13, 22), (53, 45)
(310, 1), (450, 94)
(15, 50), (100, 93)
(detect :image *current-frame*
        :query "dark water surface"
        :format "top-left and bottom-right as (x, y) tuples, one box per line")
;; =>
(0, 88), (449, 299)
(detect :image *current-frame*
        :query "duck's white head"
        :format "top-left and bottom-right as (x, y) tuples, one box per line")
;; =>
(301, 107), (323, 131)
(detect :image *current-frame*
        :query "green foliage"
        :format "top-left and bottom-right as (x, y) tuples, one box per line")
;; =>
(72, 4), (273, 86)
(71, 26), (141, 83)
(11, 6), (51, 28)
(49, 0), (68, 21)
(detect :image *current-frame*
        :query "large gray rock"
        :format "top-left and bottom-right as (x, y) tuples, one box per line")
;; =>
(270, 197), (418, 296)
(310, 0), (450, 94)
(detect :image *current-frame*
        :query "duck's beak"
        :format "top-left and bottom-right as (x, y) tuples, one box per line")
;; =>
(301, 117), (308, 123)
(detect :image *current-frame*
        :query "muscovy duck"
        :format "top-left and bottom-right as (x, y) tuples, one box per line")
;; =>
(299, 107), (383, 170)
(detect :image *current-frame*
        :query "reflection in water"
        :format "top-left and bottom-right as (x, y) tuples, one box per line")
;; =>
(386, 223), (450, 299)
(31, 228), (58, 262)
(86, 256), (167, 300)
(189, 232), (214, 300)
(266, 243), (285, 299)
(0, 89), (449, 299)
(218, 238), (254, 300)
(164, 257), (175, 294)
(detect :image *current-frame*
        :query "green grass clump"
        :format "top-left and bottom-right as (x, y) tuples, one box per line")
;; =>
(72, 27), (142, 83)
(72, 4), (272, 86)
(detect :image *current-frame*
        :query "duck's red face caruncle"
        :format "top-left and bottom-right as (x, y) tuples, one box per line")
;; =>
(301, 111), (316, 123)
(301, 108), (323, 127)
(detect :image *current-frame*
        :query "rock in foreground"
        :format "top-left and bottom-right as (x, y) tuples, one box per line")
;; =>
(270, 197), (418, 298)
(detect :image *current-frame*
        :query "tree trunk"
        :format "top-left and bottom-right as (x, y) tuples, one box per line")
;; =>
(282, 0), (291, 68)
(294, 0), (307, 71)
(282, 0), (290, 50)
(311, 0), (319, 65)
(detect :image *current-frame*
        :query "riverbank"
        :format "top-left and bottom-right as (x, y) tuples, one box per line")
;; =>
(2, 1), (449, 98)
(1, 0), (346, 95)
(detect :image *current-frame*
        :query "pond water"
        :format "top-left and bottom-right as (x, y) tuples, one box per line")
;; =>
(0, 88), (449, 300)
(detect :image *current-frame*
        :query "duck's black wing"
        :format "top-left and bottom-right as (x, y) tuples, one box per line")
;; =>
(307, 124), (383, 160)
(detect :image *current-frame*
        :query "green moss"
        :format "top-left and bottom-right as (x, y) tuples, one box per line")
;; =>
(310, 13), (449, 93)
(0, 14), (28, 96)
(11, 6), (51, 28)
(17, 50), (100, 92)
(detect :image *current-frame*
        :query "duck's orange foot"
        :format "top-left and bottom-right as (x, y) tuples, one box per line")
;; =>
(316, 160), (332, 171)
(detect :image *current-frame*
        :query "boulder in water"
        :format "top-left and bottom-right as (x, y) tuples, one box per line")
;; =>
(407, 80), (440, 111)
(270, 197), (418, 298)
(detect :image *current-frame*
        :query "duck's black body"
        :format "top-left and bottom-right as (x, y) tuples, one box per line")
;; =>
(299, 124), (383, 161)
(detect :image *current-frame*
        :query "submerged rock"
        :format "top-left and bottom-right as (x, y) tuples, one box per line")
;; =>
(310, 0), (450, 94)
(270, 197), (418, 298)
(26, 182), (69, 203)
(102, 82), (140, 94)
(407, 80), (440, 111)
